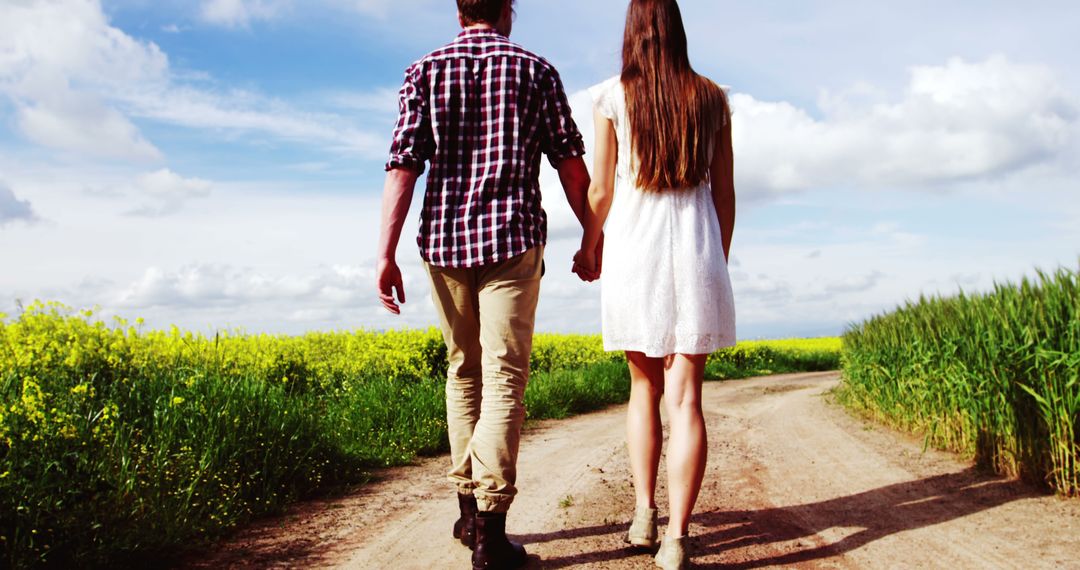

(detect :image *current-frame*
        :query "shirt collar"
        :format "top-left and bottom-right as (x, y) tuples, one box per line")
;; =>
(456, 27), (507, 40)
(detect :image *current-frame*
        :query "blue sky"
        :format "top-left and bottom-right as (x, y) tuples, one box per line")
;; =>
(1, 0), (1078, 338)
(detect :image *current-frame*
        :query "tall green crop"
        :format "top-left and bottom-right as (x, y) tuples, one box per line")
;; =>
(839, 265), (1079, 496)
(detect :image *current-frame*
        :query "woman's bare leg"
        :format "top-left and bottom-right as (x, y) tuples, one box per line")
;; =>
(662, 353), (708, 537)
(626, 351), (665, 510)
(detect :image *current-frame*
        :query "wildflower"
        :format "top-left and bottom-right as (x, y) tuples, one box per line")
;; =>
(70, 383), (93, 397)
(172, 396), (185, 406)
(20, 378), (47, 425)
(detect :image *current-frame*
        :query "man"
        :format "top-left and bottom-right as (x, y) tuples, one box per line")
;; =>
(376, 1), (598, 568)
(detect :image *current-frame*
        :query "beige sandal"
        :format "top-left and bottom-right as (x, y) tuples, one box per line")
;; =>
(654, 534), (689, 570)
(625, 506), (659, 549)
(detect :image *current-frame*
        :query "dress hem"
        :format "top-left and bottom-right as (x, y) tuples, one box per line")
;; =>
(602, 337), (737, 358)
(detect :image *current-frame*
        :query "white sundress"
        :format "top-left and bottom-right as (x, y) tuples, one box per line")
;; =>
(588, 76), (736, 357)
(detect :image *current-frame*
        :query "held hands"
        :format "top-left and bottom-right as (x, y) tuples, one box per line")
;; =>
(572, 249), (597, 281)
(572, 234), (604, 283)
(377, 257), (406, 314)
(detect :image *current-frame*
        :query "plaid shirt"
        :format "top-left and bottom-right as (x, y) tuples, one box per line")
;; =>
(386, 28), (585, 268)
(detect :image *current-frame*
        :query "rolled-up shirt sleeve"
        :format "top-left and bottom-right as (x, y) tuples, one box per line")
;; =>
(539, 67), (586, 168)
(385, 64), (434, 174)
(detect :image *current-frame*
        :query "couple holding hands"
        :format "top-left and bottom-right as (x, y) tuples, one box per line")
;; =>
(377, 1), (736, 568)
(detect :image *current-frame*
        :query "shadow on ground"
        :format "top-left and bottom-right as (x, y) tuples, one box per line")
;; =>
(532, 466), (1040, 569)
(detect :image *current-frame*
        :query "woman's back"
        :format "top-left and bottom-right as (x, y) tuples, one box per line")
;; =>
(588, 75), (736, 357)
(589, 76), (726, 192)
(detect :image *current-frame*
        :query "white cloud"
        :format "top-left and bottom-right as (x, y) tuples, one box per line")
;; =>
(197, 0), (412, 27)
(0, 0), (387, 162)
(118, 85), (385, 156)
(126, 169), (213, 217)
(870, 221), (927, 248)
(118, 264), (318, 307)
(0, 166), (440, 332)
(137, 169), (212, 200)
(540, 89), (594, 243)
(731, 271), (792, 304)
(72, 168), (214, 217)
(571, 58), (1077, 206)
(0, 1), (168, 86)
(16, 95), (162, 161)
(823, 270), (886, 295)
(323, 87), (400, 116)
(109, 261), (437, 331)
(871, 222), (901, 235)
(320, 0), (395, 18)
(0, 183), (38, 226)
(732, 56), (1078, 197)
(0, 0), (167, 160)
(200, 0), (287, 28)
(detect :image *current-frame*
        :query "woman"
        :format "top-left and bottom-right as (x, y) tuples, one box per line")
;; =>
(573, 0), (736, 567)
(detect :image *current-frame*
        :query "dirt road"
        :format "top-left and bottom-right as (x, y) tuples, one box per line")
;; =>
(188, 371), (1080, 569)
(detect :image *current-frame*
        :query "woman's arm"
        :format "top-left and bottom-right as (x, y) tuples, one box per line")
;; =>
(710, 102), (735, 262)
(575, 106), (618, 277)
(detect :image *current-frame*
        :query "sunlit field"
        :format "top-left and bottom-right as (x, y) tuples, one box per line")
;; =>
(839, 265), (1079, 497)
(0, 303), (838, 568)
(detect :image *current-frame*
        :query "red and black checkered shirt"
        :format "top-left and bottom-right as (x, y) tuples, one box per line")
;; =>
(386, 28), (586, 268)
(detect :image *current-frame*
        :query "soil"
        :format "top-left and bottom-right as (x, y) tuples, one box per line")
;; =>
(182, 371), (1080, 569)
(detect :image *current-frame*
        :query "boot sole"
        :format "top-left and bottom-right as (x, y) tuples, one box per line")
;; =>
(625, 533), (660, 550)
(453, 530), (476, 550)
(472, 558), (527, 570)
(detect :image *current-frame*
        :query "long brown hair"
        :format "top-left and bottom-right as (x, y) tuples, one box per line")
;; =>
(621, 0), (727, 191)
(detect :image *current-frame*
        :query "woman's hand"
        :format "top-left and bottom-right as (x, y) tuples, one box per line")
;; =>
(572, 248), (600, 282)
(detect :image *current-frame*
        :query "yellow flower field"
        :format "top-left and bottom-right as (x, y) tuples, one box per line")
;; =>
(0, 301), (839, 568)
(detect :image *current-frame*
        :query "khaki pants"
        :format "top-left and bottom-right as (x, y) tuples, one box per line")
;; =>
(426, 246), (543, 513)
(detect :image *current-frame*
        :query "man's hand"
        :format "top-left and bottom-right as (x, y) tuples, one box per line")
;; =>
(572, 248), (599, 282)
(377, 258), (406, 314)
(572, 232), (604, 283)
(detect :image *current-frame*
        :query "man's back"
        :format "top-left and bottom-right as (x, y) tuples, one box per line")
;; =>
(386, 28), (584, 268)
(376, 7), (594, 567)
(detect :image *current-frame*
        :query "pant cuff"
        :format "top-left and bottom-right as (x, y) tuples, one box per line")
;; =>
(475, 494), (513, 513)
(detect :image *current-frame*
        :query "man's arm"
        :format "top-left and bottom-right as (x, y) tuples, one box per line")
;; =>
(377, 168), (420, 315)
(557, 156), (591, 225)
(557, 157), (604, 281)
(378, 61), (431, 315)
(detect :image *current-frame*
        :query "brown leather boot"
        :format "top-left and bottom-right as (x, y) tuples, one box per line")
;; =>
(471, 512), (528, 570)
(452, 493), (478, 549)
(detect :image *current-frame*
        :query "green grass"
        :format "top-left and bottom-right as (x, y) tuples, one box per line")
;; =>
(0, 303), (839, 568)
(706, 337), (841, 379)
(838, 264), (1079, 497)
